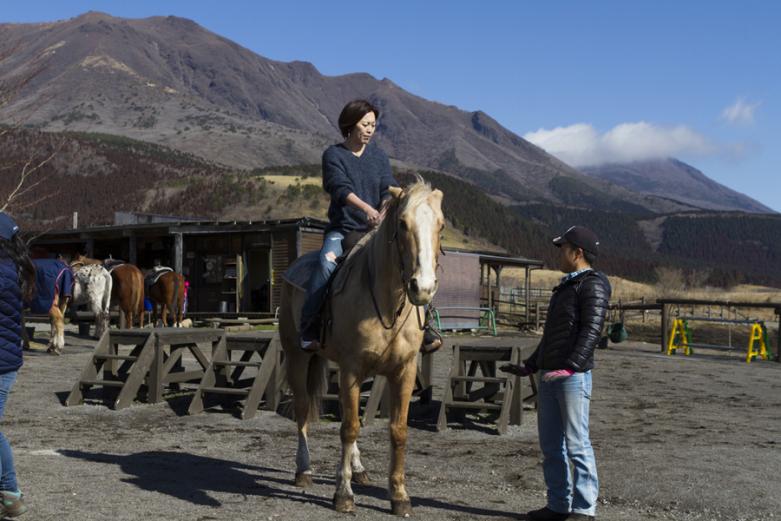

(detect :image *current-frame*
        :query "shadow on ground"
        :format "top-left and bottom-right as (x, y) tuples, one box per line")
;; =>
(60, 449), (519, 517)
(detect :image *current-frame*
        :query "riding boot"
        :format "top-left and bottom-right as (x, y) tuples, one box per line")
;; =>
(300, 318), (322, 352)
(420, 324), (443, 354)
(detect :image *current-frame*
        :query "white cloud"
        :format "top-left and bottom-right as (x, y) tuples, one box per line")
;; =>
(720, 97), (760, 126)
(523, 121), (714, 167)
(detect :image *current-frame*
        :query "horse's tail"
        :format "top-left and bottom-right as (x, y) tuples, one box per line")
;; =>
(102, 269), (113, 314)
(284, 351), (327, 423)
(171, 273), (181, 325)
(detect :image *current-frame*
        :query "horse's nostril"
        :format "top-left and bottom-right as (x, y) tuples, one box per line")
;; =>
(410, 278), (419, 293)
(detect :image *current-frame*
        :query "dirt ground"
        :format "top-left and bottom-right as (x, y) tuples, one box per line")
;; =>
(5, 325), (780, 521)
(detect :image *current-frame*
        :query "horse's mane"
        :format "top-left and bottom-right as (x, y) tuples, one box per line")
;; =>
(391, 177), (433, 216)
(337, 178), (434, 275)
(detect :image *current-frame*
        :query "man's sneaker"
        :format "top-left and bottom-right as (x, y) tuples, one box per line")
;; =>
(1, 490), (28, 518)
(420, 325), (443, 354)
(568, 514), (594, 521)
(527, 506), (569, 520)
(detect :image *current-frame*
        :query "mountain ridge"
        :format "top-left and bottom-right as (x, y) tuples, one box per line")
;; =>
(1, 11), (702, 214)
(581, 158), (772, 213)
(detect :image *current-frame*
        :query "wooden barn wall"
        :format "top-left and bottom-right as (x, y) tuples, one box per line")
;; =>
(299, 230), (324, 255)
(271, 230), (297, 310)
(432, 252), (481, 329)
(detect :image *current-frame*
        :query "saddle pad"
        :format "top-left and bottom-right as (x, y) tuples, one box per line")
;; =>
(282, 230), (375, 294)
(281, 251), (319, 292)
(145, 266), (173, 286)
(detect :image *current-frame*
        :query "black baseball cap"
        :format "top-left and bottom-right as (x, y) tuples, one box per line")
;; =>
(553, 225), (600, 255)
(0, 212), (20, 241)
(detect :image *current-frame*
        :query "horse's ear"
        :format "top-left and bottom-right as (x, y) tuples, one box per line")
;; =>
(388, 186), (403, 199)
(430, 189), (443, 203)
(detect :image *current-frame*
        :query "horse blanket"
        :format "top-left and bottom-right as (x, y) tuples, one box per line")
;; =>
(30, 259), (72, 314)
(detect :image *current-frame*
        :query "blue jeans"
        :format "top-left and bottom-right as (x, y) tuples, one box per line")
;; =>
(537, 370), (598, 516)
(0, 371), (19, 492)
(300, 230), (345, 337)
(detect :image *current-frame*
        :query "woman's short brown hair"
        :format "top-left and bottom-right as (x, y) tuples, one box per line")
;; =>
(338, 99), (380, 138)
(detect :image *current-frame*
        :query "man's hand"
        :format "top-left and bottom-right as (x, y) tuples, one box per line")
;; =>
(499, 363), (532, 377)
(542, 369), (575, 382)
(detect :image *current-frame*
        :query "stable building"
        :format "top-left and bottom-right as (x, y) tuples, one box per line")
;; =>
(31, 213), (545, 323)
(31, 213), (327, 314)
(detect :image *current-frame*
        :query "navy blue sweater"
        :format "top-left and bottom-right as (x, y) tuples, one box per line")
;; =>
(0, 260), (24, 374)
(322, 143), (399, 233)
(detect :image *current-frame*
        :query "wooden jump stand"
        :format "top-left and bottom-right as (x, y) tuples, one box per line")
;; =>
(66, 328), (224, 409)
(322, 351), (435, 426)
(437, 344), (537, 435)
(188, 331), (285, 419)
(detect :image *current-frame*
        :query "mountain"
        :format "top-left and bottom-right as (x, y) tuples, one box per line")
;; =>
(581, 158), (772, 213)
(0, 11), (690, 213)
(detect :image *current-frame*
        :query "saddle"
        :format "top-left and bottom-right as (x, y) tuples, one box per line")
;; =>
(282, 231), (370, 338)
(281, 231), (367, 293)
(103, 258), (127, 272)
(144, 266), (174, 288)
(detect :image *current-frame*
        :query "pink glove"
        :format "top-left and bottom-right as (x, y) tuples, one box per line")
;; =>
(542, 369), (575, 382)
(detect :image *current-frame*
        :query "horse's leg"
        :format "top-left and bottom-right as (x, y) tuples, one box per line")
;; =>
(334, 370), (361, 513)
(351, 440), (370, 485)
(90, 297), (105, 338)
(293, 379), (314, 487)
(49, 299), (66, 355)
(161, 302), (169, 327)
(387, 362), (417, 516)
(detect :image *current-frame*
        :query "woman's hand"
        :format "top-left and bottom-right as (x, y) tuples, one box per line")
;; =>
(365, 207), (381, 228)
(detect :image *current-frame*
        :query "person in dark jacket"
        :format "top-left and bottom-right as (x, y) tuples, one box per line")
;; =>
(502, 225), (611, 521)
(299, 99), (399, 350)
(0, 212), (33, 518)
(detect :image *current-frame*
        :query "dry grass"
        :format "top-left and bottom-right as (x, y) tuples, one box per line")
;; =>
(502, 268), (781, 303)
(259, 175), (320, 188)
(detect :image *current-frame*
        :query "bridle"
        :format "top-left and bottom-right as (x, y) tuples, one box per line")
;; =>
(366, 198), (440, 331)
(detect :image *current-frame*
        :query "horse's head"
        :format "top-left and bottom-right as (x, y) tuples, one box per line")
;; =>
(386, 180), (445, 306)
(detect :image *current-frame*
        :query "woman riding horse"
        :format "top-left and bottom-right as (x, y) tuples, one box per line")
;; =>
(299, 99), (399, 351)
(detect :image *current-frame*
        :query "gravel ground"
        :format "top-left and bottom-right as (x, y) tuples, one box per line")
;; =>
(4, 326), (780, 520)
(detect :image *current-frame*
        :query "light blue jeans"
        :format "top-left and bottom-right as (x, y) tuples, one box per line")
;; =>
(0, 371), (19, 492)
(300, 230), (345, 337)
(537, 370), (598, 516)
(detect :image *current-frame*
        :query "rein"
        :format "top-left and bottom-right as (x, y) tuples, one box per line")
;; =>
(366, 205), (426, 331)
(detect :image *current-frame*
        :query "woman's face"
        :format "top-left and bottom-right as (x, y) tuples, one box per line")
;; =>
(350, 111), (377, 144)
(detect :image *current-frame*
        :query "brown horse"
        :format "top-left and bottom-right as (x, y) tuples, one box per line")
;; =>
(279, 180), (444, 516)
(72, 255), (145, 328)
(146, 270), (185, 327)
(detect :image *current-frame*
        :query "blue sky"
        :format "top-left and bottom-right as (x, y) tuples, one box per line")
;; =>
(4, 1), (780, 210)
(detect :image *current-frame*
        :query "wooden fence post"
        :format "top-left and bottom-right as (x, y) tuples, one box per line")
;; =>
(660, 303), (668, 353)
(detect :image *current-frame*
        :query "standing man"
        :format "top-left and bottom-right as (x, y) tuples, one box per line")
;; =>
(502, 226), (611, 521)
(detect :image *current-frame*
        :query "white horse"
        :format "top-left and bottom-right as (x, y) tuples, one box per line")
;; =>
(48, 264), (113, 354)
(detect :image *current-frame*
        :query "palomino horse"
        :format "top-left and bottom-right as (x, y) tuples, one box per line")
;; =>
(32, 260), (113, 354)
(146, 269), (185, 327)
(279, 180), (444, 516)
(72, 255), (145, 328)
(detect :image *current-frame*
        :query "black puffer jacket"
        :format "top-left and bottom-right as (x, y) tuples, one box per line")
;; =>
(525, 270), (611, 372)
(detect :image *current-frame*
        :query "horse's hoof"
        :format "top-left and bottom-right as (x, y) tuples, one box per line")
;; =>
(294, 472), (313, 488)
(352, 470), (371, 486)
(333, 493), (355, 513)
(391, 499), (412, 517)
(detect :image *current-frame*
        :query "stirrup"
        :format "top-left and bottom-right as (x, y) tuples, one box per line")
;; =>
(300, 335), (321, 352)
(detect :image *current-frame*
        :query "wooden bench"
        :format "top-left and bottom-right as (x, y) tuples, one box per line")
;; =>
(322, 351), (435, 425)
(188, 331), (285, 419)
(437, 344), (536, 434)
(66, 328), (224, 409)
